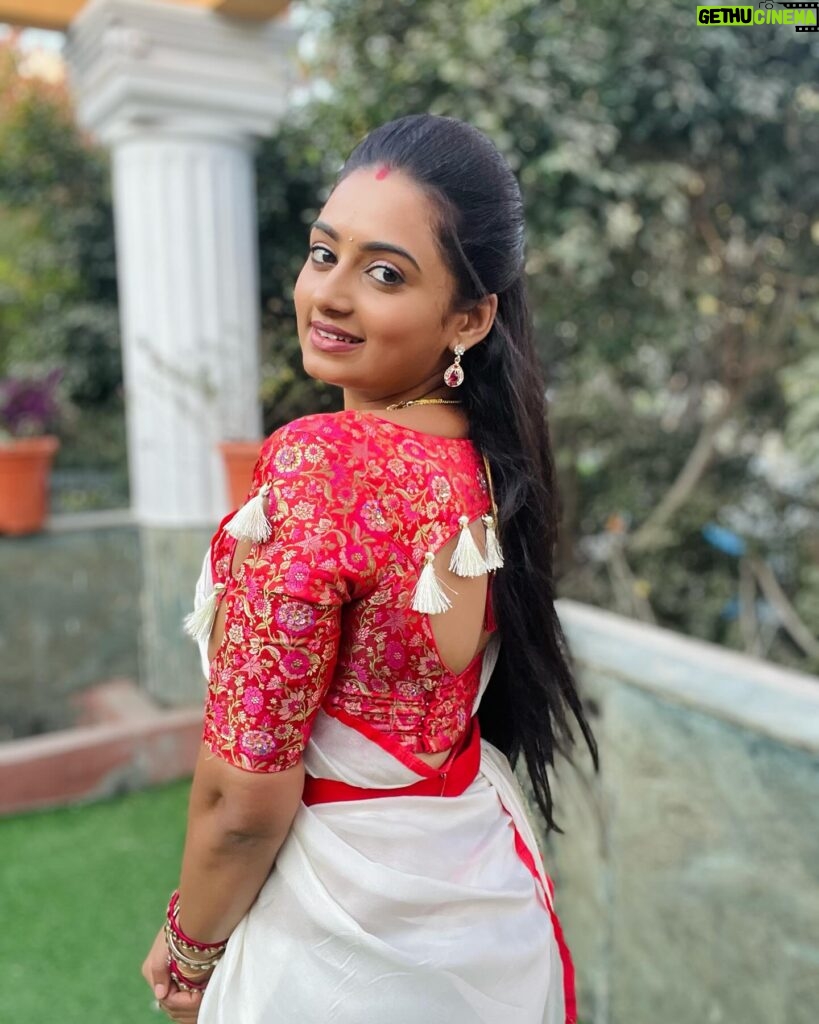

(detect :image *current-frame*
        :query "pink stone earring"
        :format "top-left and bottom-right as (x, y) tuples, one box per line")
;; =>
(443, 343), (466, 388)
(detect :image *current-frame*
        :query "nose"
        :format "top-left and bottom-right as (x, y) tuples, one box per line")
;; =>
(310, 261), (355, 318)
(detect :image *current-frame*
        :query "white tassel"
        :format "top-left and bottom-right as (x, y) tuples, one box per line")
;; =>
(411, 551), (454, 614)
(183, 582), (225, 644)
(225, 482), (272, 543)
(449, 514), (488, 577)
(482, 514), (504, 571)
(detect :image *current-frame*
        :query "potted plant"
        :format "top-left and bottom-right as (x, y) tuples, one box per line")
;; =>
(218, 439), (263, 509)
(0, 369), (62, 535)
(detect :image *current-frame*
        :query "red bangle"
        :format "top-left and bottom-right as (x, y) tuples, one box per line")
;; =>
(167, 890), (229, 951)
(168, 956), (209, 993)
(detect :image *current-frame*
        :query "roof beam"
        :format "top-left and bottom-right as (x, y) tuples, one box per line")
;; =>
(209, 0), (289, 18)
(0, 1), (84, 31)
(0, 0), (288, 32)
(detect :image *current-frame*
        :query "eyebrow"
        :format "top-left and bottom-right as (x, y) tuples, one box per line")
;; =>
(311, 220), (421, 273)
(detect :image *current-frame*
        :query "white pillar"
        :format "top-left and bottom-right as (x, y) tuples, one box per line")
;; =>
(66, 0), (296, 526)
(65, 0), (297, 702)
(110, 133), (262, 523)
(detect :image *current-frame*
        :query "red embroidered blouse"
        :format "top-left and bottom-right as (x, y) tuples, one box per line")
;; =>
(202, 409), (498, 773)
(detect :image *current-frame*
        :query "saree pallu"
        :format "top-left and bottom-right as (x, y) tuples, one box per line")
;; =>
(199, 635), (576, 1024)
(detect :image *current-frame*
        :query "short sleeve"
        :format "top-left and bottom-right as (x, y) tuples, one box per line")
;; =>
(202, 418), (377, 773)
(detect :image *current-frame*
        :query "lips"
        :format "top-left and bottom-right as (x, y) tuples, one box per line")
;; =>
(311, 321), (364, 344)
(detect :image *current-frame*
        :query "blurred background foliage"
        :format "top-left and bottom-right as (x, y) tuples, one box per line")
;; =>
(0, 34), (126, 509)
(0, 1), (816, 670)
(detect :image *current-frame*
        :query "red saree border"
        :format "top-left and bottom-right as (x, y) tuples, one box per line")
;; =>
(303, 714), (481, 804)
(318, 704), (470, 780)
(499, 804), (577, 1024)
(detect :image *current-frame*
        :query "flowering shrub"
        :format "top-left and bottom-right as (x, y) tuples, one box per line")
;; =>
(0, 369), (62, 440)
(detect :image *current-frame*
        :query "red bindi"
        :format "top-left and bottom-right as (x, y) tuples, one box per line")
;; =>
(374, 165), (392, 181)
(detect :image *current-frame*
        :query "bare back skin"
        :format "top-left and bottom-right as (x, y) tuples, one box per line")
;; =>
(209, 404), (492, 771)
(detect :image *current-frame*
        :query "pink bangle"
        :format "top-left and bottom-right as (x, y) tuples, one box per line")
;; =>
(167, 890), (229, 951)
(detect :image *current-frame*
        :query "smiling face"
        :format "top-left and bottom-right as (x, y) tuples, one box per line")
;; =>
(293, 167), (492, 410)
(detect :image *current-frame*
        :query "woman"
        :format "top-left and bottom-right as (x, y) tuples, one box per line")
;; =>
(143, 113), (599, 1024)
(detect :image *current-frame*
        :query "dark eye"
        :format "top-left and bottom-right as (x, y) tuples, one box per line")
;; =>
(368, 264), (404, 286)
(310, 244), (335, 266)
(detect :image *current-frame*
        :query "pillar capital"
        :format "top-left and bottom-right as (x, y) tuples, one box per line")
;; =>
(66, 0), (297, 145)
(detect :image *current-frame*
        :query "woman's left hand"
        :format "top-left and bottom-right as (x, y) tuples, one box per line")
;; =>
(143, 925), (171, 1002)
(143, 925), (204, 1023)
(157, 986), (203, 1023)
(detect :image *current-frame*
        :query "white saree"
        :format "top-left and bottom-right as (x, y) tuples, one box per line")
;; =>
(195, 616), (575, 1024)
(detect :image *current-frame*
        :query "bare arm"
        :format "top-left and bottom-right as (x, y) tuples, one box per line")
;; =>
(175, 743), (306, 942)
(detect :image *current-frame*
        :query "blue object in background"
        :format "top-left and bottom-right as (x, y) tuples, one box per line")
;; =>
(702, 523), (747, 558)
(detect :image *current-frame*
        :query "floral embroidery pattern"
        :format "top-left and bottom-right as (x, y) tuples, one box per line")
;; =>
(202, 410), (495, 773)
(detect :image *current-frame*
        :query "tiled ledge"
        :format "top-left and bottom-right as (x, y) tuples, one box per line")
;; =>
(0, 680), (201, 815)
(558, 598), (819, 754)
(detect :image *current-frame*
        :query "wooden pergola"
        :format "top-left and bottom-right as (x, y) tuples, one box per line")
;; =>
(0, 0), (287, 31)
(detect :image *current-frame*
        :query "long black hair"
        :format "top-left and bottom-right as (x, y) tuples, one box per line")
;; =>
(338, 114), (599, 833)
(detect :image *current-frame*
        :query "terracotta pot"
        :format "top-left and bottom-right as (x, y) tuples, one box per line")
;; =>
(0, 435), (60, 536)
(218, 440), (263, 509)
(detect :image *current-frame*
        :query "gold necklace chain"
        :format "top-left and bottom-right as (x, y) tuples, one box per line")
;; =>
(379, 398), (497, 517)
(385, 397), (463, 409)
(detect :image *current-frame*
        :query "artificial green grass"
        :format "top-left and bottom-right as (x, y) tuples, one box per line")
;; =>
(0, 780), (190, 1024)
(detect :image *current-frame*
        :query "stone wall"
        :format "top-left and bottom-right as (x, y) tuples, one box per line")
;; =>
(0, 513), (141, 738)
(1, 513), (217, 738)
(541, 599), (819, 1024)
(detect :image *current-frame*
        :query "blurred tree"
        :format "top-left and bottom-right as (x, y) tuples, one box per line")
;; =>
(0, 33), (125, 508)
(256, 0), (818, 671)
(255, 124), (342, 427)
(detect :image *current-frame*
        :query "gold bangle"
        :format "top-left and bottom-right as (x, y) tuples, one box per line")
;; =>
(168, 947), (219, 974)
(167, 937), (221, 967)
(165, 928), (222, 972)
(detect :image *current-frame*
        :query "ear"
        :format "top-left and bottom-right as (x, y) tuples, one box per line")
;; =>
(453, 294), (498, 352)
